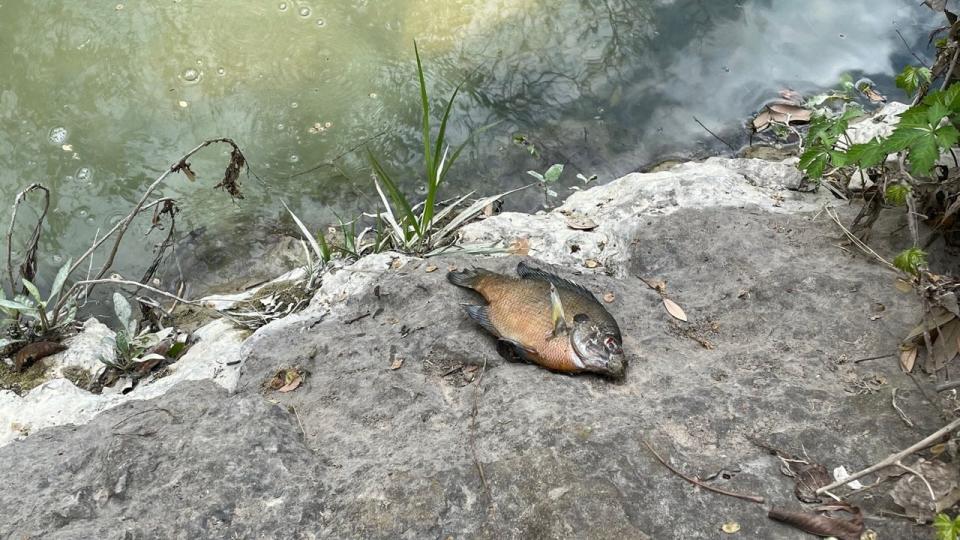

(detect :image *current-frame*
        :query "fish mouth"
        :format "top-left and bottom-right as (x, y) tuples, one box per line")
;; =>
(605, 352), (627, 378)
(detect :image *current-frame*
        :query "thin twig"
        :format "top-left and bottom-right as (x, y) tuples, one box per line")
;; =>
(71, 278), (200, 306)
(642, 440), (766, 504)
(891, 388), (915, 428)
(825, 207), (899, 272)
(853, 353), (893, 364)
(941, 46), (960, 92)
(936, 379), (960, 392)
(896, 29), (929, 68)
(895, 460), (936, 501)
(816, 416), (960, 494)
(693, 116), (737, 153)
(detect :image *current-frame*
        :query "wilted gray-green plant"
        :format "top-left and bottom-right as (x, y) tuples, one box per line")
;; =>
(99, 292), (172, 373)
(0, 258), (77, 348)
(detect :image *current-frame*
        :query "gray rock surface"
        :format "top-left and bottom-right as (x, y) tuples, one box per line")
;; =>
(0, 159), (949, 539)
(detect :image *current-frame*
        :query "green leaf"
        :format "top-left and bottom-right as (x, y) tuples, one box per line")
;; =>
(884, 184), (911, 206)
(368, 151), (418, 239)
(895, 66), (931, 96)
(543, 164), (564, 183)
(906, 133), (940, 175)
(798, 147), (830, 179)
(48, 257), (73, 304)
(934, 513), (959, 540)
(413, 41), (433, 186)
(526, 170), (545, 182)
(845, 142), (888, 168)
(893, 247), (927, 276)
(22, 279), (43, 306)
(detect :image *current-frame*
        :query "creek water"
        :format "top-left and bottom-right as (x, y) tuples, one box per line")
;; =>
(0, 0), (939, 293)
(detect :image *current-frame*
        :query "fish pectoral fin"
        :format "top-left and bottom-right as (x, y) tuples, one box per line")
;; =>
(549, 283), (568, 338)
(496, 339), (537, 364)
(461, 304), (499, 336)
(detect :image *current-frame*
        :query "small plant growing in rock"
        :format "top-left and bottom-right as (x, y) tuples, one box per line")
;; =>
(936, 513), (960, 540)
(0, 258), (78, 347)
(99, 292), (172, 374)
(527, 163), (564, 208)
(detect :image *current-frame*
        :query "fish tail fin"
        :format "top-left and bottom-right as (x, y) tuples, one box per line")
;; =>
(446, 267), (493, 291)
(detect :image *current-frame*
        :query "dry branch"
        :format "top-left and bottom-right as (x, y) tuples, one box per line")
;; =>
(816, 416), (960, 494)
(642, 440), (766, 504)
(5, 184), (50, 297)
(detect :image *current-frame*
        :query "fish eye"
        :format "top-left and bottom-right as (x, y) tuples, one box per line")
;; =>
(604, 336), (619, 350)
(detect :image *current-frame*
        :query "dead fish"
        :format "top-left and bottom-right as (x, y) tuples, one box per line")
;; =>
(14, 341), (67, 372)
(448, 261), (626, 378)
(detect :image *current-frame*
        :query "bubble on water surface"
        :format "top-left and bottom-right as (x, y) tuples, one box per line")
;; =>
(316, 18), (325, 27)
(49, 127), (68, 145)
(299, 6), (311, 17)
(217, 67), (226, 76)
(76, 167), (92, 182)
(291, 101), (299, 109)
(278, 2), (288, 11)
(289, 154), (300, 163)
(181, 68), (201, 83)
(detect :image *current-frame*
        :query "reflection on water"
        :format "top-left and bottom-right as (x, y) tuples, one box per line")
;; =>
(0, 0), (938, 290)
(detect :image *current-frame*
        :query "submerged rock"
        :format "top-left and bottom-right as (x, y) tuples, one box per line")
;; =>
(0, 158), (946, 538)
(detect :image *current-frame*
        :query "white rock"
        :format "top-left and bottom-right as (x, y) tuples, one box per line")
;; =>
(0, 318), (246, 447)
(459, 158), (832, 276)
(46, 317), (114, 381)
(845, 101), (909, 145)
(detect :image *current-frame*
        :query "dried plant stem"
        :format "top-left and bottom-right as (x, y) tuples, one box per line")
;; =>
(71, 278), (199, 306)
(5, 184), (50, 296)
(642, 440), (766, 504)
(816, 416), (960, 495)
(891, 388), (915, 428)
(825, 207), (898, 272)
(895, 460), (936, 501)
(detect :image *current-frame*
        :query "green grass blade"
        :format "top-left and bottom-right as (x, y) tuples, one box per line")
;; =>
(22, 279), (43, 306)
(432, 81), (465, 178)
(414, 41), (433, 181)
(369, 151), (419, 237)
(282, 201), (327, 263)
(48, 257), (73, 304)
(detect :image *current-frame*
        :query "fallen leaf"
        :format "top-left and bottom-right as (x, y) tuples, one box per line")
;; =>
(720, 521), (740, 534)
(931, 443), (947, 456)
(425, 264), (438, 273)
(565, 215), (598, 231)
(390, 356), (404, 370)
(768, 503), (864, 540)
(14, 341), (67, 372)
(938, 292), (959, 317)
(895, 279), (914, 293)
(861, 86), (886, 104)
(278, 373), (302, 392)
(930, 318), (960, 371)
(584, 259), (600, 268)
(663, 297), (687, 322)
(482, 202), (494, 216)
(390, 258), (403, 269)
(737, 289), (750, 299)
(508, 238), (530, 256)
(793, 462), (833, 503)
(891, 459), (959, 521)
(753, 102), (812, 131)
(61, 144), (73, 152)
(900, 346), (918, 373)
(603, 292), (615, 303)
(778, 88), (803, 103)
(904, 308), (957, 342)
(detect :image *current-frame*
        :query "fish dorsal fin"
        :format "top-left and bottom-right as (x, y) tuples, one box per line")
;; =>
(516, 261), (598, 302)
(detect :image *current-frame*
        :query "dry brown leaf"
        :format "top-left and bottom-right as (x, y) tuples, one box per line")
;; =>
(754, 103), (812, 131)
(390, 258), (403, 269)
(425, 264), (438, 273)
(482, 202), (494, 217)
(768, 504), (864, 540)
(508, 237), (530, 256)
(390, 356), (404, 370)
(663, 297), (687, 322)
(278, 373), (302, 393)
(603, 292), (615, 303)
(565, 215), (598, 231)
(904, 308), (957, 342)
(861, 86), (886, 104)
(895, 279), (914, 293)
(900, 346), (918, 373)
(720, 521), (740, 534)
(930, 318), (960, 370)
(584, 259), (600, 268)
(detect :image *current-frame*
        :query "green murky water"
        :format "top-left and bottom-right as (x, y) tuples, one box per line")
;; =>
(0, 1), (938, 293)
